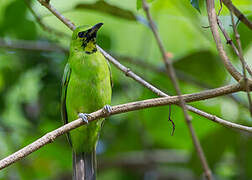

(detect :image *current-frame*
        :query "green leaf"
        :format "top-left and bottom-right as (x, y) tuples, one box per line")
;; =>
(0, 0), (37, 39)
(137, 0), (142, 10)
(235, 136), (252, 179)
(75, 0), (150, 28)
(189, 128), (236, 175)
(190, 0), (201, 13)
(76, 1), (136, 21)
(173, 50), (227, 87)
(236, 15), (252, 51)
(96, 33), (112, 51)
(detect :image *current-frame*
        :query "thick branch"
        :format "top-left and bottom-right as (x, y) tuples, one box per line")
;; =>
(222, 0), (252, 30)
(0, 82), (251, 170)
(206, 0), (242, 81)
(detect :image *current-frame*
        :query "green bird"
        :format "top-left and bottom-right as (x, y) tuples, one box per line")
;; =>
(61, 23), (112, 180)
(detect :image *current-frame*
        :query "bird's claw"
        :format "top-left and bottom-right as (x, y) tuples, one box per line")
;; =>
(78, 113), (91, 123)
(103, 105), (112, 115)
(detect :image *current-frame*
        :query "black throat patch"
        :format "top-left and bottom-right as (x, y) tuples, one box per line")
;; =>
(81, 35), (97, 54)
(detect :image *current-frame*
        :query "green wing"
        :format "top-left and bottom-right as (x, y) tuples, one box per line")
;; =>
(61, 63), (72, 145)
(105, 59), (113, 87)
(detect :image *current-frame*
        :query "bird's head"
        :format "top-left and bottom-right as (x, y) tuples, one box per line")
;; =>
(71, 23), (103, 54)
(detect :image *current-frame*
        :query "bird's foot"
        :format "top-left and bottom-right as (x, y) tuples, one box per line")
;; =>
(102, 105), (112, 115)
(78, 113), (91, 124)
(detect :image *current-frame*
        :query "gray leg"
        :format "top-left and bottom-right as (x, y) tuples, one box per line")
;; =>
(103, 105), (112, 115)
(78, 113), (90, 123)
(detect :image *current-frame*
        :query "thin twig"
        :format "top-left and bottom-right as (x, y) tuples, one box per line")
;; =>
(206, 0), (242, 82)
(217, 17), (252, 77)
(0, 38), (67, 53)
(230, 12), (252, 117)
(168, 105), (175, 136)
(142, 0), (212, 179)
(24, 0), (70, 38)
(217, 0), (223, 16)
(222, 0), (252, 30)
(0, 82), (251, 170)
(118, 55), (212, 88)
(37, 0), (76, 31)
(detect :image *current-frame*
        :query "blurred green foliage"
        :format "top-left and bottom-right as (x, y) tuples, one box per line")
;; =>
(0, 0), (252, 179)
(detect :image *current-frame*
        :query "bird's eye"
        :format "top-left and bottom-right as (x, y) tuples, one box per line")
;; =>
(78, 32), (85, 38)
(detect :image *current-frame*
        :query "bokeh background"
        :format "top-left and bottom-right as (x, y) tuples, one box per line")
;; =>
(0, 0), (252, 179)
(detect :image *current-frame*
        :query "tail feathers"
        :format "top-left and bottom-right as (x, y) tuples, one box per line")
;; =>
(73, 150), (96, 180)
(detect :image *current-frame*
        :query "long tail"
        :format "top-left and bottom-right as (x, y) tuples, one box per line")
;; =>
(73, 149), (96, 180)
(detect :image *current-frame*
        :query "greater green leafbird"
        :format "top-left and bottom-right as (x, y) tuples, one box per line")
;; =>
(61, 23), (112, 180)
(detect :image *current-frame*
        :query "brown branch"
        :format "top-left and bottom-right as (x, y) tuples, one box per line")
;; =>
(115, 54), (215, 89)
(222, 0), (252, 30)
(0, 38), (67, 53)
(230, 12), (252, 117)
(98, 46), (167, 97)
(217, 17), (252, 77)
(37, 0), (76, 31)
(142, 0), (213, 179)
(116, 54), (164, 75)
(206, 0), (242, 82)
(0, 82), (251, 170)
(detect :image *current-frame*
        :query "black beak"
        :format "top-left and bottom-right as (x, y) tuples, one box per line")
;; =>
(89, 23), (103, 36)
